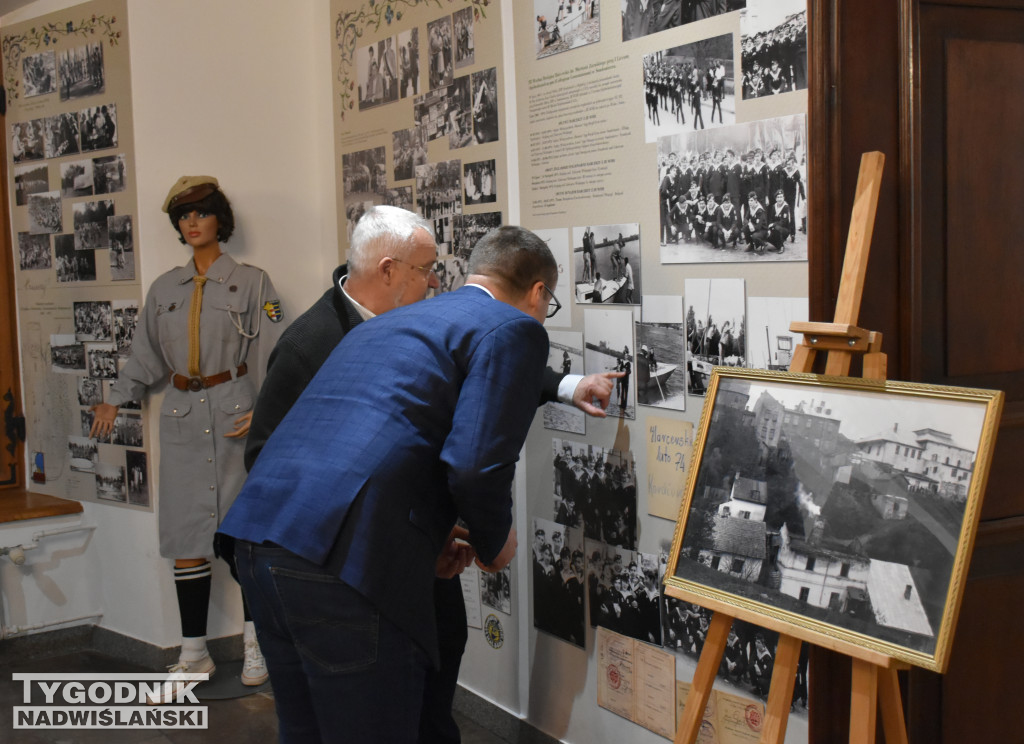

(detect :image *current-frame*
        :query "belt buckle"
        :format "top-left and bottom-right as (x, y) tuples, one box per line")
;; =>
(187, 377), (204, 392)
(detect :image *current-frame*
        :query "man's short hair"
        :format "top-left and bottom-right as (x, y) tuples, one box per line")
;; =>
(467, 226), (557, 294)
(349, 205), (432, 278)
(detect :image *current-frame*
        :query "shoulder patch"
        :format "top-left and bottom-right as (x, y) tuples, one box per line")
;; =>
(263, 299), (284, 323)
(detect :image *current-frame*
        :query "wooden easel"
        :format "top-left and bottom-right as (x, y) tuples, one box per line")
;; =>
(673, 152), (907, 744)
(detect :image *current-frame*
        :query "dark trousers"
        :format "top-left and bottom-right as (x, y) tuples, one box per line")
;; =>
(420, 577), (468, 743)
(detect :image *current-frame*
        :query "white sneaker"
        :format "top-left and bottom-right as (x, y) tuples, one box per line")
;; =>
(241, 638), (269, 686)
(147, 654), (215, 705)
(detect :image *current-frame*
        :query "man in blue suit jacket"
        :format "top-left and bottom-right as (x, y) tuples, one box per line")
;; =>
(220, 226), (559, 743)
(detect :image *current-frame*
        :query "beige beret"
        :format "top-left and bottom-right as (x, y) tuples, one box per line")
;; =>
(162, 175), (220, 213)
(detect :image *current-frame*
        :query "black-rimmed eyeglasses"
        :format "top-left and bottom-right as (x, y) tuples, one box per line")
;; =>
(542, 284), (561, 318)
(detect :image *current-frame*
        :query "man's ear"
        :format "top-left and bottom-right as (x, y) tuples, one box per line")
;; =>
(378, 256), (396, 285)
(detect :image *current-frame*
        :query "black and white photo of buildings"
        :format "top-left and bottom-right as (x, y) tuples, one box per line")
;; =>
(543, 330), (586, 435)
(18, 232), (51, 271)
(22, 50), (56, 97)
(685, 277), (746, 396)
(553, 437), (638, 550)
(55, 235), (96, 283)
(587, 541), (662, 645)
(28, 191), (62, 234)
(636, 294), (687, 411)
(61, 159), (94, 198)
(126, 450), (150, 507)
(740, 0), (807, 99)
(534, 0), (601, 59)
(59, 42), (105, 101)
(532, 516), (586, 648)
(44, 112), (81, 159)
(584, 307), (637, 419)
(74, 199), (114, 251)
(50, 334), (85, 374)
(15, 163), (49, 206)
(573, 224), (641, 305)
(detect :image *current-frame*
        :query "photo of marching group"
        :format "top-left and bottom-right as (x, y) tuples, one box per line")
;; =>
(18, 232), (51, 271)
(415, 159), (463, 219)
(642, 34), (734, 143)
(543, 330), (586, 435)
(622, 0), (745, 42)
(532, 516), (587, 648)
(573, 223), (642, 305)
(552, 438), (638, 550)
(534, 0), (601, 59)
(740, 0), (807, 99)
(658, 113), (808, 263)
(684, 277), (746, 396)
(55, 234), (96, 283)
(587, 543), (662, 645)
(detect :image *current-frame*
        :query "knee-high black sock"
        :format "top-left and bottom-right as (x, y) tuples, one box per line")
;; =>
(173, 561), (212, 638)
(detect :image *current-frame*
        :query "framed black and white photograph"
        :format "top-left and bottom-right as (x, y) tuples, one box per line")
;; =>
(50, 334), (85, 375)
(68, 436), (98, 474)
(78, 103), (117, 152)
(740, 0), (807, 99)
(112, 412), (143, 448)
(44, 113), (81, 159)
(59, 43), (105, 101)
(22, 50), (56, 97)
(27, 190), (62, 235)
(471, 67), (498, 144)
(55, 235), (96, 283)
(554, 437), (638, 549)
(745, 296), (807, 372)
(74, 300), (112, 342)
(416, 159), (463, 219)
(453, 212), (501, 260)
(60, 159), (94, 198)
(15, 163), (49, 205)
(586, 541), (662, 646)
(113, 299), (139, 357)
(398, 27), (420, 98)
(95, 461), (127, 503)
(535, 0), (601, 59)
(108, 214), (134, 281)
(93, 153), (127, 194)
(427, 16), (454, 91)
(342, 146), (387, 202)
(87, 342), (118, 380)
(623, 0), (745, 42)
(392, 127), (426, 181)
(17, 232), (51, 271)
(665, 367), (1004, 671)
(463, 159), (497, 205)
(543, 330), (586, 435)
(126, 450), (150, 507)
(11, 120), (45, 163)
(584, 307), (636, 419)
(636, 294), (687, 411)
(573, 223), (641, 305)
(480, 566), (512, 615)
(643, 34), (735, 143)
(77, 377), (103, 407)
(532, 516), (586, 648)
(453, 7), (475, 69)
(658, 114), (808, 263)
(73, 199), (114, 251)
(685, 277), (746, 397)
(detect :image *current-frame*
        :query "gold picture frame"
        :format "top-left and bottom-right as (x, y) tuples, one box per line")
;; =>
(664, 367), (1003, 672)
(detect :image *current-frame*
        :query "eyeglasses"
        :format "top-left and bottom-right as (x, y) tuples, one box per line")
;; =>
(542, 284), (561, 318)
(389, 256), (437, 279)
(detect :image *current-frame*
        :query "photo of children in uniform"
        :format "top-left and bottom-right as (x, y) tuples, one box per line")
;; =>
(480, 565), (511, 614)
(573, 223), (641, 305)
(622, 0), (745, 42)
(532, 516), (586, 648)
(27, 190), (62, 234)
(745, 296), (807, 372)
(471, 67), (499, 144)
(427, 15), (454, 91)
(535, 0), (601, 59)
(58, 42), (105, 101)
(17, 232), (51, 271)
(93, 153), (127, 194)
(357, 37), (399, 110)
(126, 450), (150, 507)
(740, 1), (807, 99)
(658, 113), (808, 263)
(95, 461), (127, 503)
(78, 377), (103, 407)
(342, 146), (387, 202)
(55, 235), (95, 283)
(635, 294), (687, 411)
(74, 300), (113, 342)
(463, 159), (497, 205)
(584, 307), (637, 419)
(68, 436), (98, 474)
(87, 343), (118, 380)
(15, 163), (49, 206)
(60, 159), (94, 198)
(453, 211), (502, 259)
(44, 112), (81, 159)
(392, 127), (427, 181)
(416, 159), (463, 219)
(642, 34), (735, 144)
(50, 334), (85, 374)
(11, 119), (45, 163)
(113, 300), (139, 358)
(553, 438), (639, 549)
(453, 6), (475, 69)
(78, 103), (117, 152)
(73, 199), (113, 251)
(544, 330), (586, 435)
(108, 215), (134, 281)
(685, 277), (746, 396)
(397, 27), (420, 98)
(587, 542), (662, 645)
(22, 50), (56, 97)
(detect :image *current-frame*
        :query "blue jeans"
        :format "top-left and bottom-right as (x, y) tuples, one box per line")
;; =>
(234, 540), (429, 744)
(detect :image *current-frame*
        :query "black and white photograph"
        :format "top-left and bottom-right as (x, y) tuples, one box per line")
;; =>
(342, 146), (387, 202)
(17, 232), (51, 271)
(586, 541), (662, 645)
(27, 190), (62, 234)
(95, 461), (127, 503)
(60, 159), (94, 198)
(622, 0), (745, 42)
(573, 223), (641, 305)
(432, 256), (468, 296)
(74, 199), (114, 251)
(427, 15), (454, 91)
(746, 296), (807, 371)
(480, 566), (512, 615)
(432, 215), (452, 254)
(59, 42), (105, 101)
(584, 307), (636, 419)
(740, 0), (807, 99)
(553, 437), (638, 549)
(415, 159), (463, 219)
(658, 114), (808, 263)
(78, 103), (118, 152)
(112, 412), (143, 448)
(532, 516), (586, 648)
(535, 0), (601, 59)
(77, 376), (103, 407)
(345, 200), (374, 247)
(447, 75), (475, 149)
(636, 294), (687, 411)
(643, 34), (735, 143)
(453, 211), (502, 259)
(398, 27), (420, 98)
(74, 300), (113, 342)
(22, 50), (56, 97)
(108, 214), (134, 281)
(392, 127), (427, 181)
(126, 450), (150, 507)
(11, 120), (45, 163)
(93, 153), (127, 194)
(357, 37), (400, 110)
(543, 330), (586, 435)
(383, 186), (414, 213)
(668, 368), (1003, 669)
(55, 235), (96, 283)
(413, 85), (451, 142)
(113, 299), (139, 358)
(87, 342), (118, 380)
(15, 163), (49, 205)
(685, 277), (746, 397)
(50, 334), (85, 374)
(44, 112), (81, 158)
(453, 7), (475, 69)
(463, 159), (497, 205)
(68, 435), (98, 474)
(471, 67), (499, 144)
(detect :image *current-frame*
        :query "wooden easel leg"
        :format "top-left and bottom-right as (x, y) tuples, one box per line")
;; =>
(759, 635), (802, 744)
(789, 343), (816, 373)
(849, 659), (879, 744)
(878, 666), (909, 744)
(674, 613), (733, 744)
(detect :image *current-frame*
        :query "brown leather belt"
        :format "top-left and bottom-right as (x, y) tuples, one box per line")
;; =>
(171, 363), (247, 392)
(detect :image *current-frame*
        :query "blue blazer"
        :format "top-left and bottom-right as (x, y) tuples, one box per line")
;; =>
(220, 286), (549, 662)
